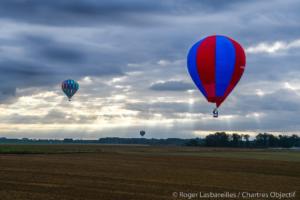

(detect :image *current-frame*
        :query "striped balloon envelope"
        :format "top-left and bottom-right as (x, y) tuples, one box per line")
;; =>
(61, 79), (79, 101)
(187, 35), (246, 117)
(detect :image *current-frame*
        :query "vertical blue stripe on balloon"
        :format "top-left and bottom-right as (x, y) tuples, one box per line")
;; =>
(187, 40), (207, 97)
(215, 36), (236, 97)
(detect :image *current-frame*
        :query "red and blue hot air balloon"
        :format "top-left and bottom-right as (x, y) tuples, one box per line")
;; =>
(187, 35), (246, 117)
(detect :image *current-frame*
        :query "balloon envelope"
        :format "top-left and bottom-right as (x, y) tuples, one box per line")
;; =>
(140, 130), (146, 137)
(187, 35), (246, 107)
(61, 79), (79, 100)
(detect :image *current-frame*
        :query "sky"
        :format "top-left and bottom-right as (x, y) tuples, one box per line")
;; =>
(0, 0), (300, 139)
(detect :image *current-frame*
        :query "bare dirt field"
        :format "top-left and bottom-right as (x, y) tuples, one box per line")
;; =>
(0, 145), (299, 200)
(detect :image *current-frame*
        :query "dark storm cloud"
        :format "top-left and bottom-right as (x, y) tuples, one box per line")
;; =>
(0, 0), (166, 26)
(21, 34), (124, 76)
(23, 34), (86, 63)
(150, 81), (193, 91)
(0, 60), (55, 86)
(0, 33), (124, 102)
(0, 59), (56, 102)
(0, 0), (257, 26)
(40, 46), (85, 63)
(0, 87), (16, 103)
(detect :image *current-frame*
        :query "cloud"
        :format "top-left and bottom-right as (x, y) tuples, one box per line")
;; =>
(246, 39), (300, 54)
(40, 46), (86, 63)
(0, 87), (16, 103)
(150, 81), (194, 91)
(0, 33), (124, 103)
(0, 0), (257, 26)
(0, 60), (56, 102)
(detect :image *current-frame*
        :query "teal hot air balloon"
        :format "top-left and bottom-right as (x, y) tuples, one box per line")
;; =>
(61, 79), (79, 101)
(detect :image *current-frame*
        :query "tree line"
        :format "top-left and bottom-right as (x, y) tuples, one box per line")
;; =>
(186, 132), (300, 148)
(0, 132), (299, 148)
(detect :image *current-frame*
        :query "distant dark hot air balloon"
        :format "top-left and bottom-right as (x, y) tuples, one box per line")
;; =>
(140, 130), (146, 137)
(61, 79), (79, 101)
(187, 35), (246, 117)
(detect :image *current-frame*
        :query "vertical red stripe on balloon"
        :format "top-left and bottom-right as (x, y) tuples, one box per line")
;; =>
(196, 36), (216, 102)
(216, 38), (246, 107)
